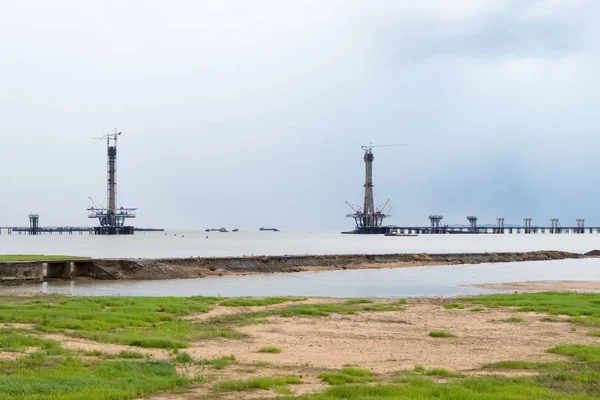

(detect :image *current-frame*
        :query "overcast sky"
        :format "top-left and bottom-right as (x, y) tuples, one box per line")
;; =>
(1, 0), (599, 230)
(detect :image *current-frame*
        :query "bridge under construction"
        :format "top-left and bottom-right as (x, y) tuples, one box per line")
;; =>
(343, 145), (599, 235)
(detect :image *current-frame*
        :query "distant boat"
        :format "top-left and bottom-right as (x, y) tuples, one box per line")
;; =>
(260, 227), (279, 232)
(206, 228), (228, 232)
(205, 228), (210, 232)
(219, 227), (228, 233)
(232, 229), (239, 232)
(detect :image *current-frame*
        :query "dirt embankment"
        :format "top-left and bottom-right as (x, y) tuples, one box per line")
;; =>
(100, 250), (585, 280)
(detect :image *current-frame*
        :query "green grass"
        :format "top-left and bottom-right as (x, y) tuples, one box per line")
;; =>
(429, 331), (456, 338)
(0, 356), (194, 400)
(174, 351), (193, 363)
(587, 331), (600, 337)
(485, 360), (570, 371)
(82, 350), (106, 357)
(548, 344), (600, 363)
(219, 297), (306, 307)
(413, 365), (426, 373)
(0, 295), (222, 349)
(471, 308), (484, 312)
(278, 301), (405, 317)
(213, 376), (301, 392)
(344, 299), (373, 305)
(195, 355), (236, 369)
(500, 317), (525, 323)
(0, 330), (64, 353)
(204, 355), (236, 370)
(444, 303), (465, 309)
(0, 254), (88, 262)
(425, 368), (464, 378)
(255, 360), (273, 367)
(118, 350), (145, 359)
(259, 346), (282, 354)
(461, 292), (600, 327)
(299, 378), (567, 400)
(319, 367), (377, 385)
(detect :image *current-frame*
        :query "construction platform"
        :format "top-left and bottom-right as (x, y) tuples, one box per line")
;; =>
(343, 226), (600, 235)
(0, 227), (163, 235)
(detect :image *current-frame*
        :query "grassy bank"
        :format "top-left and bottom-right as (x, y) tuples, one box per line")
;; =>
(0, 254), (87, 262)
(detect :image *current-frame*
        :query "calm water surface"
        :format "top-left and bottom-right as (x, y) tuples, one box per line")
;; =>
(1, 230), (600, 258)
(1, 258), (599, 298)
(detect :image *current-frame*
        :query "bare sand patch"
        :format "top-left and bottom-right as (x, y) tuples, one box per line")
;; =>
(471, 280), (600, 292)
(184, 299), (599, 375)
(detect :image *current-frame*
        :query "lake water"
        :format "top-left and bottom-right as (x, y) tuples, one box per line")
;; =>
(1, 230), (599, 259)
(1, 258), (599, 298)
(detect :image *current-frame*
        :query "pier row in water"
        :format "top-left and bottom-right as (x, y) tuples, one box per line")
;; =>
(0, 250), (595, 285)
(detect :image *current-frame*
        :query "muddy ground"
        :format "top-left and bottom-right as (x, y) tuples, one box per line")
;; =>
(107, 250), (586, 280)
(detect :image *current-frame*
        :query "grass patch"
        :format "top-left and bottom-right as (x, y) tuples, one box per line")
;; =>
(174, 351), (193, 363)
(305, 379), (563, 399)
(344, 299), (373, 305)
(0, 330), (63, 353)
(259, 346), (282, 354)
(278, 301), (404, 317)
(82, 349), (107, 357)
(196, 355), (236, 369)
(425, 368), (464, 378)
(500, 317), (525, 323)
(587, 331), (600, 337)
(485, 360), (570, 371)
(471, 308), (484, 312)
(444, 303), (465, 309)
(213, 376), (301, 392)
(548, 344), (600, 363)
(118, 350), (145, 359)
(413, 365), (426, 373)
(219, 297), (305, 307)
(429, 331), (456, 338)
(541, 317), (565, 322)
(255, 360), (273, 367)
(0, 295), (223, 349)
(462, 292), (600, 328)
(319, 367), (377, 385)
(0, 356), (194, 399)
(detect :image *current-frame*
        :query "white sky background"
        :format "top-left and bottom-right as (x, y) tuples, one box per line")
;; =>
(1, 0), (599, 230)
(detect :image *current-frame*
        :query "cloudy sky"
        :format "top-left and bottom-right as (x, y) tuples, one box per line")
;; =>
(1, 0), (598, 230)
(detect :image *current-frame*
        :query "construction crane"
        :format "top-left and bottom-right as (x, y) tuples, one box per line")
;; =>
(361, 143), (407, 152)
(376, 199), (391, 214)
(344, 201), (362, 215)
(92, 130), (122, 143)
(88, 197), (100, 211)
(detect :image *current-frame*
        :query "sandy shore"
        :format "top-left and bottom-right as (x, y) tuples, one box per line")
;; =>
(471, 280), (600, 292)
(3, 292), (594, 400)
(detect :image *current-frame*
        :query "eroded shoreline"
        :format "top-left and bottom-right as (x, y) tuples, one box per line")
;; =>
(2, 249), (597, 284)
(116, 250), (588, 280)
